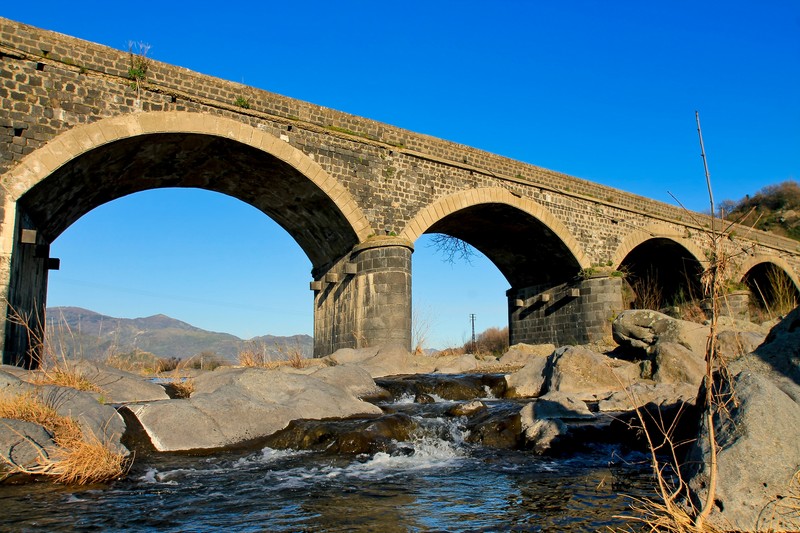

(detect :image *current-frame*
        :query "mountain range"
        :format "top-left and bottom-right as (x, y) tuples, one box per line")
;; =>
(45, 307), (312, 362)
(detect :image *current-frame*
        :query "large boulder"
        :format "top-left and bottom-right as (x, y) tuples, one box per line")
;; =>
(325, 346), (381, 365)
(505, 356), (549, 398)
(520, 403), (567, 455)
(750, 305), (800, 383)
(613, 310), (709, 356)
(125, 367), (382, 452)
(499, 343), (555, 367)
(0, 378), (129, 466)
(69, 360), (170, 403)
(546, 346), (640, 399)
(0, 419), (58, 475)
(38, 385), (128, 455)
(307, 365), (384, 399)
(652, 342), (706, 387)
(596, 381), (698, 412)
(434, 354), (480, 374)
(716, 330), (766, 364)
(328, 343), (431, 378)
(683, 370), (800, 532)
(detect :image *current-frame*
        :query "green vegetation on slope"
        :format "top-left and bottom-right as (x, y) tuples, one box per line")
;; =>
(721, 180), (800, 241)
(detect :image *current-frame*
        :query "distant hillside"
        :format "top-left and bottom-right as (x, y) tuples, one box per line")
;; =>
(45, 307), (312, 362)
(722, 180), (800, 241)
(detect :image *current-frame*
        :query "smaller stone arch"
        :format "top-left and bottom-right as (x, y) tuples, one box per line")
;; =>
(613, 224), (707, 310)
(611, 223), (706, 269)
(737, 255), (800, 289)
(399, 187), (590, 271)
(737, 255), (800, 316)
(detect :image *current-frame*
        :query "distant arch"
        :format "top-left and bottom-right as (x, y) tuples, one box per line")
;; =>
(737, 255), (800, 289)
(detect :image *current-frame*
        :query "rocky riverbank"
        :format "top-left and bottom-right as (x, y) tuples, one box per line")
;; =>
(1, 307), (798, 531)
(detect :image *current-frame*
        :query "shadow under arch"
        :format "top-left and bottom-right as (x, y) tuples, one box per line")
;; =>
(616, 235), (705, 310)
(1, 112), (373, 365)
(400, 188), (590, 288)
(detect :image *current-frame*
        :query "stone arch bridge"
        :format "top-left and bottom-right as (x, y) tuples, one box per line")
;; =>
(2, 18), (799, 365)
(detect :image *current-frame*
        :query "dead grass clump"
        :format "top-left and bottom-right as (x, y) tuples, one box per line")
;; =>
(0, 391), (130, 484)
(277, 343), (308, 369)
(49, 431), (131, 485)
(104, 349), (162, 375)
(28, 367), (102, 393)
(160, 373), (195, 399)
(7, 306), (103, 392)
(238, 340), (271, 367)
(618, 497), (722, 533)
(631, 268), (664, 311)
(0, 391), (82, 444)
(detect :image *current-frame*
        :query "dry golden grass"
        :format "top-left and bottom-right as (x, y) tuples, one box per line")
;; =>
(616, 497), (722, 533)
(28, 367), (102, 393)
(0, 391), (130, 484)
(5, 305), (104, 392)
(238, 340), (271, 367)
(49, 431), (131, 485)
(161, 373), (195, 399)
(238, 341), (310, 369)
(0, 391), (82, 444)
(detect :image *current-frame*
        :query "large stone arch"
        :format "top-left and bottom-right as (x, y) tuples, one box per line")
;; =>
(1, 111), (372, 261)
(0, 111), (373, 365)
(400, 187), (590, 288)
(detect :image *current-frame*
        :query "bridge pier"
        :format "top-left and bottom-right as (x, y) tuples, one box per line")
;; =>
(312, 237), (412, 357)
(508, 274), (625, 347)
(1, 206), (50, 367)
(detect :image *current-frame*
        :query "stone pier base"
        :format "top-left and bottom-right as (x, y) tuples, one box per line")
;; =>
(313, 237), (412, 357)
(508, 275), (625, 346)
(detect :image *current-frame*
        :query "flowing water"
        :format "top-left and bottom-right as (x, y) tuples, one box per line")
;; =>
(0, 375), (656, 532)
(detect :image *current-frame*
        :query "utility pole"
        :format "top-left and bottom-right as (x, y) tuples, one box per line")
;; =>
(469, 313), (476, 353)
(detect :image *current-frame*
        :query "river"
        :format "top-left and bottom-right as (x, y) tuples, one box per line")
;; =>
(0, 374), (657, 531)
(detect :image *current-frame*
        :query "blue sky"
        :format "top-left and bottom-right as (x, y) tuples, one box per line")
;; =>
(3, 2), (799, 349)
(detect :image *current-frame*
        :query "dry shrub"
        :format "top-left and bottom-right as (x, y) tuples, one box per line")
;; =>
(238, 340), (272, 367)
(459, 326), (508, 356)
(630, 268), (664, 310)
(104, 349), (162, 375)
(277, 343), (308, 369)
(170, 377), (195, 399)
(618, 497), (722, 533)
(7, 306), (102, 392)
(238, 341), (309, 369)
(766, 265), (799, 316)
(28, 367), (101, 393)
(412, 307), (435, 355)
(49, 430), (130, 485)
(0, 391), (129, 484)
(434, 347), (466, 357)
